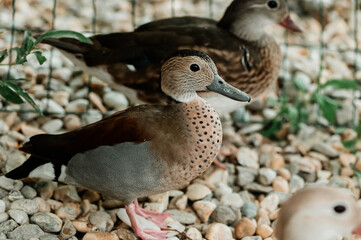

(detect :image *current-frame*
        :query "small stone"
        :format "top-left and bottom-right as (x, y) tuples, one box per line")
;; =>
(34, 198), (51, 213)
(278, 168), (291, 181)
(241, 201), (258, 219)
(166, 220), (185, 238)
(186, 227), (202, 240)
(55, 203), (81, 220)
(220, 193), (244, 209)
(43, 99), (66, 115)
(214, 183), (233, 199)
(268, 154), (285, 170)
(83, 232), (119, 240)
(103, 91), (129, 110)
(205, 223), (233, 240)
(54, 185), (81, 203)
(72, 220), (90, 233)
(312, 143), (339, 158)
(341, 167), (354, 177)
(204, 168), (229, 189)
(244, 183), (273, 193)
(89, 211), (114, 232)
(82, 190), (100, 203)
(52, 68), (73, 82)
(6, 152), (26, 173)
(60, 219), (76, 239)
(89, 92), (107, 114)
(20, 123), (45, 137)
(81, 109), (103, 125)
(8, 190), (24, 201)
(113, 229), (136, 240)
(235, 218), (256, 238)
(257, 208), (270, 225)
(317, 170), (332, 180)
(169, 190), (184, 197)
(237, 147), (259, 169)
(8, 209), (29, 225)
(66, 99), (89, 112)
(289, 175), (305, 193)
(42, 119), (63, 133)
(256, 224), (273, 238)
(258, 168), (277, 186)
(166, 210), (196, 225)
(236, 167), (258, 186)
(260, 194), (279, 212)
(148, 192), (169, 211)
(53, 91), (70, 106)
(210, 206), (236, 225)
(0, 219), (18, 234)
(0, 176), (23, 191)
(329, 177), (348, 188)
(0, 213), (9, 223)
(64, 114), (82, 131)
(21, 185), (37, 199)
(0, 200), (6, 213)
(117, 208), (159, 231)
(31, 213), (63, 232)
(174, 195), (188, 211)
(34, 180), (57, 199)
(242, 236), (262, 240)
(192, 200), (216, 223)
(8, 224), (44, 240)
(272, 176), (289, 193)
(10, 199), (40, 215)
(143, 202), (164, 213)
(339, 153), (356, 167)
(186, 184), (212, 201)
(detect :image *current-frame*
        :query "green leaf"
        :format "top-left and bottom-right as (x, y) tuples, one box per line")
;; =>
(32, 51), (47, 65)
(261, 119), (281, 139)
(36, 30), (93, 45)
(315, 93), (338, 123)
(294, 75), (307, 92)
(342, 139), (357, 152)
(0, 84), (24, 104)
(6, 82), (42, 115)
(0, 49), (8, 63)
(6, 78), (31, 82)
(352, 167), (361, 179)
(320, 79), (358, 90)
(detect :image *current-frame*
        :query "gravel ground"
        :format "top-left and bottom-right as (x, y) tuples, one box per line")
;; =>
(0, 0), (361, 239)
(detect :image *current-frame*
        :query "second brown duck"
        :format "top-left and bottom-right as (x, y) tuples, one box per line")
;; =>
(42, 0), (302, 113)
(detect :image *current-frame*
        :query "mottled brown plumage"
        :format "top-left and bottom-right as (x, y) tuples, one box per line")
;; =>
(6, 50), (250, 240)
(41, 0), (301, 113)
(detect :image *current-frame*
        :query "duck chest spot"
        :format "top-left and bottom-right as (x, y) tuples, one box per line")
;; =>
(179, 102), (222, 182)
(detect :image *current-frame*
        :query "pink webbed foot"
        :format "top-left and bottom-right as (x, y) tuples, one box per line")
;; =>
(126, 200), (169, 240)
(134, 200), (172, 228)
(134, 229), (168, 240)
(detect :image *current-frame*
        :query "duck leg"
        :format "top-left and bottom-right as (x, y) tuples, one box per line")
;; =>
(125, 201), (168, 240)
(134, 199), (172, 228)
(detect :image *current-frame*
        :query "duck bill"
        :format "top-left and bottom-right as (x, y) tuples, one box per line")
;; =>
(279, 15), (303, 33)
(206, 75), (251, 102)
(353, 224), (361, 236)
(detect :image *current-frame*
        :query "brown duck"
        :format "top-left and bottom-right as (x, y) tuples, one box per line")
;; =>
(6, 50), (250, 240)
(41, 0), (301, 114)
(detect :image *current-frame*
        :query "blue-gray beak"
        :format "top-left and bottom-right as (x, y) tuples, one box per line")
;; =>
(206, 75), (251, 102)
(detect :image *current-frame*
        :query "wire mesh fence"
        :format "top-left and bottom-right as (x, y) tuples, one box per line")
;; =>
(0, 0), (360, 128)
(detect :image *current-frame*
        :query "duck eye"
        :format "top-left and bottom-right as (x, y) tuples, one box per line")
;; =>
(190, 64), (200, 72)
(334, 205), (346, 214)
(267, 0), (278, 9)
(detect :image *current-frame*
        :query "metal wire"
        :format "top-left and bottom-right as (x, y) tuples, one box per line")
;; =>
(0, 0), (360, 128)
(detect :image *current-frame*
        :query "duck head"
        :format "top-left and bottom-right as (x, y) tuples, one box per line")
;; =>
(161, 49), (251, 103)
